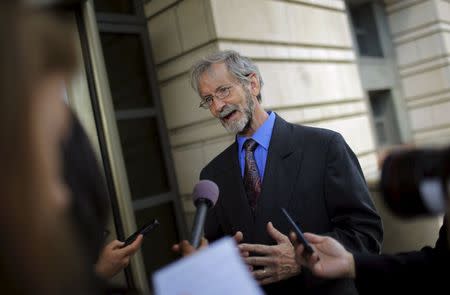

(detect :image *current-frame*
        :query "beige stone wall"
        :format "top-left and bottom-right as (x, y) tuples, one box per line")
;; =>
(146, 0), (378, 224)
(386, 0), (450, 146)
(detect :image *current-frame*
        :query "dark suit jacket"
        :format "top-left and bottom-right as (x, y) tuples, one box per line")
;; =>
(62, 113), (110, 266)
(201, 114), (383, 295)
(354, 218), (449, 295)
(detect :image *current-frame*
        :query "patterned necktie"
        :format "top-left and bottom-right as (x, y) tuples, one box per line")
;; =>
(243, 139), (261, 211)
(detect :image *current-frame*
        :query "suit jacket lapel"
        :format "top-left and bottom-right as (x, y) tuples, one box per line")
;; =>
(254, 115), (305, 242)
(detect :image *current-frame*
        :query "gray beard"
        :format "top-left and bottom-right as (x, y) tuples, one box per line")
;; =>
(220, 91), (254, 135)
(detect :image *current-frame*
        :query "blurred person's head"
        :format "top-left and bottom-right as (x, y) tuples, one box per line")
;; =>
(0, 2), (92, 294)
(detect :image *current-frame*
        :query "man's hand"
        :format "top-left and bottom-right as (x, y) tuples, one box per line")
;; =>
(233, 231), (249, 255)
(239, 222), (301, 285)
(95, 235), (143, 279)
(233, 231), (253, 270)
(233, 231), (244, 244)
(290, 232), (356, 279)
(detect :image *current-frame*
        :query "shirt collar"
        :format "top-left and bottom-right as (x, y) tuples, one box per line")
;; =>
(237, 111), (276, 151)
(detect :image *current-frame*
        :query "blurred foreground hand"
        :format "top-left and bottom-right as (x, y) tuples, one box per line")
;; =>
(95, 235), (143, 278)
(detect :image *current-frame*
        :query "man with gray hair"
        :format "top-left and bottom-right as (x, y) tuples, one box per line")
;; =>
(191, 50), (383, 294)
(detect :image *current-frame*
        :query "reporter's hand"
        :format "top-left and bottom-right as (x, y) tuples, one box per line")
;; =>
(239, 222), (300, 285)
(95, 235), (143, 279)
(290, 232), (356, 279)
(172, 231), (244, 257)
(172, 238), (208, 257)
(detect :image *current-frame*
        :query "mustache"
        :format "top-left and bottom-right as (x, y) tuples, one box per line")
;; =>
(219, 105), (239, 119)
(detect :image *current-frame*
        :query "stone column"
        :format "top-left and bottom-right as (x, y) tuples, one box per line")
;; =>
(386, 0), (450, 146)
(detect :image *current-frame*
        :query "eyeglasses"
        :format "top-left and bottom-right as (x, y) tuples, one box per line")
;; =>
(199, 85), (233, 109)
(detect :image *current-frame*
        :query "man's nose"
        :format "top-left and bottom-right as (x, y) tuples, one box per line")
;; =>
(212, 97), (226, 113)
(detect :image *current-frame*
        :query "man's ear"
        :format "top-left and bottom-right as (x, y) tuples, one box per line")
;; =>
(248, 73), (260, 97)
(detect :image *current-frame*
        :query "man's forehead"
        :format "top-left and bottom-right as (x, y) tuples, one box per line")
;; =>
(199, 63), (234, 88)
(205, 62), (227, 76)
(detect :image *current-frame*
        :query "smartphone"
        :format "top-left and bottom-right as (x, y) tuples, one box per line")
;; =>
(281, 208), (314, 258)
(123, 219), (160, 247)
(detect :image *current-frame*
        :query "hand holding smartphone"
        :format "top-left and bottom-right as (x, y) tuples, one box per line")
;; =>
(123, 219), (159, 247)
(281, 208), (315, 258)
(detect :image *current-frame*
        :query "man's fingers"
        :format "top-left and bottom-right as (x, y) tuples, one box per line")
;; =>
(267, 222), (289, 244)
(296, 243), (305, 255)
(233, 231), (244, 243)
(259, 277), (277, 285)
(253, 268), (271, 280)
(294, 243), (306, 266)
(235, 232), (248, 257)
(290, 232), (299, 248)
(239, 243), (273, 255)
(240, 250), (250, 257)
(244, 256), (273, 266)
(172, 243), (180, 253)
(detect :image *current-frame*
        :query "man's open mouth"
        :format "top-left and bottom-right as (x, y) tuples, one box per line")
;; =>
(223, 110), (237, 121)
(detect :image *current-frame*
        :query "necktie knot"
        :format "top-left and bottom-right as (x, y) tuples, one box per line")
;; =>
(244, 138), (258, 152)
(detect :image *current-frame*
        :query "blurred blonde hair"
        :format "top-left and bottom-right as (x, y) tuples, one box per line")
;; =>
(0, 2), (93, 294)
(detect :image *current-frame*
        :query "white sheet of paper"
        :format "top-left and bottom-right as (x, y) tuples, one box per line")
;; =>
(152, 237), (264, 295)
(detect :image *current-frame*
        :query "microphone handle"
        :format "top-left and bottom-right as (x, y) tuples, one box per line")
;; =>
(190, 203), (208, 248)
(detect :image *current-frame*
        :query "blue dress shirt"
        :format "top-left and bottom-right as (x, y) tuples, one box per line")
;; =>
(237, 111), (276, 180)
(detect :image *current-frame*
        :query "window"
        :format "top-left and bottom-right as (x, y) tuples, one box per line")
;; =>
(100, 33), (154, 109)
(368, 90), (401, 147)
(116, 117), (170, 199)
(349, 2), (383, 57)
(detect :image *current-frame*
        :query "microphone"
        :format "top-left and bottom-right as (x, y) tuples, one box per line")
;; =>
(190, 180), (219, 248)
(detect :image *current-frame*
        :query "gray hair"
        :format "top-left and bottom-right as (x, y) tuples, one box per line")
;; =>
(190, 50), (264, 102)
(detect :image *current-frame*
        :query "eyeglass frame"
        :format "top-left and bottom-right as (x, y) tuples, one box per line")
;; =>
(198, 73), (256, 109)
(198, 84), (235, 109)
